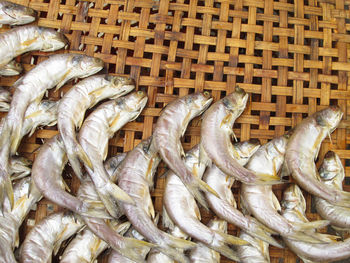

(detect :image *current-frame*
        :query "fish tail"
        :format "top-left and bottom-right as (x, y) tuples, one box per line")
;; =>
(288, 230), (330, 244)
(116, 237), (155, 263)
(294, 220), (330, 231)
(2, 171), (13, 209)
(210, 242), (240, 262)
(247, 223), (283, 248)
(215, 230), (249, 246)
(80, 201), (112, 219)
(66, 152), (84, 181)
(157, 246), (190, 263)
(75, 143), (93, 170)
(165, 232), (197, 250)
(10, 123), (22, 155)
(96, 181), (134, 218)
(254, 173), (285, 185)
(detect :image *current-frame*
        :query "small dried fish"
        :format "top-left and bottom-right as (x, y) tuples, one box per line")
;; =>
(282, 184), (350, 263)
(315, 151), (350, 230)
(79, 91), (147, 218)
(201, 87), (280, 185)
(19, 211), (84, 263)
(164, 145), (248, 262)
(0, 1), (36, 25)
(58, 74), (135, 180)
(153, 92), (215, 209)
(118, 137), (196, 263)
(284, 106), (350, 207)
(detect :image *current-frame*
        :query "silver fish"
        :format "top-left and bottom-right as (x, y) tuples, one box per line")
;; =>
(315, 151), (350, 230)
(32, 135), (108, 218)
(0, 54), (103, 211)
(117, 137), (196, 263)
(9, 156), (32, 180)
(189, 219), (225, 263)
(19, 211), (84, 263)
(77, 154), (156, 263)
(153, 92), (215, 209)
(78, 91), (147, 218)
(58, 74), (135, 180)
(0, 86), (11, 112)
(0, 60), (23, 76)
(204, 139), (281, 247)
(0, 25), (67, 71)
(163, 145), (248, 262)
(241, 134), (329, 243)
(0, 1), (36, 25)
(237, 231), (270, 263)
(282, 184), (350, 263)
(284, 106), (350, 207)
(60, 221), (131, 263)
(0, 177), (41, 262)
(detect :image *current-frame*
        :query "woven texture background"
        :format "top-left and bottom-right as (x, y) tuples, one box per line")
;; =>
(1, 0), (350, 262)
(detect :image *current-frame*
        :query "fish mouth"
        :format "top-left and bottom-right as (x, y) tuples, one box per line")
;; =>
(112, 84), (135, 98)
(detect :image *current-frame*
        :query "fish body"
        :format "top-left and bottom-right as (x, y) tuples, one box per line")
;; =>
(237, 231), (270, 263)
(153, 92), (214, 209)
(201, 87), (279, 184)
(58, 74), (135, 179)
(315, 151), (350, 229)
(284, 106), (350, 207)
(241, 135), (328, 243)
(282, 184), (350, 263)
(118, 138), (196, 263)
(0, 87), (11, 112)
(204, 140), (280, 247)
(79, 91), (147, 218)
(0, 25), (67, 70)
(60, 220), (131, 263)
(0, 1), (36, 25)
(0, 60), (23, 76)
(164, 145), (248, 262)
(19, 211), (84, 263)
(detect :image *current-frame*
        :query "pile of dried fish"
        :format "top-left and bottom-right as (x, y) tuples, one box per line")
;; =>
(0, 2), (350, 263)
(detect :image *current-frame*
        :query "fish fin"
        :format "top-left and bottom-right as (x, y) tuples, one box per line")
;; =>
(96, 181), (134, 218)
(247, 221), (283, 248)
(114, 221), (132, 234)
(10, 123), (22, 155)
(2, 173), (13, 209)
(216, 230), (249, 246)
(210, 242), (240, 262)
(80, 200), (113, 219)
(254, 173), (285, 185)
(184, 175), (213, 210)
(287, 230), (330, 244)
(164, 232), (196, 250)
(157, 246), (190, 263)
(271, 192), (282, 212)
(114, 237), (156, 263)
(299, 257), (317, 263)
(162, 206), (175, 230)
(24, 110), (42, 120)
(294, 220), (330, 231)
(67, 144), (93, 180)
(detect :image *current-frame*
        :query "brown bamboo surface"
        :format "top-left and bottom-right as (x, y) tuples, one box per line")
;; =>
(1, 0), (350, 262)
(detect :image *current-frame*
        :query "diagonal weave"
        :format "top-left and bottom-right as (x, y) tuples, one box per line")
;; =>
(1, 0), (350, 262)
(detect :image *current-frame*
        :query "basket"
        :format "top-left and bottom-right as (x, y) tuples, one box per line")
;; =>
(1, 0), (350, 262)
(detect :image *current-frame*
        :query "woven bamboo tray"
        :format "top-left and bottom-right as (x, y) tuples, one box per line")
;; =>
(1, 0), (350, 262)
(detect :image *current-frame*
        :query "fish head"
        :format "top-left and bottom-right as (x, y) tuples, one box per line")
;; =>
(319, 151), (344, 187)
(106, 75), (135, 98)
(37, 27), (69, 52)
(282, 184), (306, 213)
(0, 1), (36, 25)
(69, 55), (104, 78)
(0, 87), (11, 102)
(11, 156), (32, 167)
(0, 60), (23, 76)
(233, 139), (261, 161)
(187, 91), (213, 114)
(122, 90), (148, 121)
(315, 105), (343, 132)
(222, 87), (249, 113)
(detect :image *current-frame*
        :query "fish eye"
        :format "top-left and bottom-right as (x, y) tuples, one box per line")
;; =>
(203, 91), (210, 97)
(137, 91), (144, 95)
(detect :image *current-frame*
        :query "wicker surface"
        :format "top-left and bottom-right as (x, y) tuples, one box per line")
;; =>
(1, 0), (350, 262)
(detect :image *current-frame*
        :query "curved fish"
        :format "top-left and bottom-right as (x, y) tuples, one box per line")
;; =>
(284, 106), (350, 207)
(153, 92), (215, 209)
(315, 151), (350, 230)
(0, 54), (103, 211)
(79, 91), (147, 218)
(58, 74), (135, 179)
(0, 60), (23, 76)
(282, 184), (350, 263)
(117, 137), (196, 263)
(19, 211), (84, 263)
(32, 135), (108, 218)
(77, 154), (156, 263)
(0, 86), (11, 112)
(241, 134), (329, 243)
(60, 221), (131, 263)
(201, 87), (280, 184)
(204, 139), (280, 247)
(189, 219), (225, 263)
(0, 25), (67, 72)
(237, 231), (270, 263)
(163, 145), (248, 262)
(0, 1), (36, 25)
